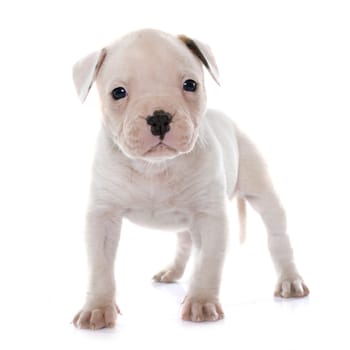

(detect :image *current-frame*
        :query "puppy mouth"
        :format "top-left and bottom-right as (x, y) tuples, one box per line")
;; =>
(143, 142), (178, 158)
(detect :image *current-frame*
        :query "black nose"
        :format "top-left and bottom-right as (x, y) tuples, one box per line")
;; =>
(146, 110), (173, 140)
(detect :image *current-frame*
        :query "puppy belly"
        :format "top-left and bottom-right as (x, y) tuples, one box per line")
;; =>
(124, 208), (191, 231)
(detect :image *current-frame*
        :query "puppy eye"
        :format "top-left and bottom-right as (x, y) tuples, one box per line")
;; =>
(183, 79), (197, 92)
(111, 87), (128, 100)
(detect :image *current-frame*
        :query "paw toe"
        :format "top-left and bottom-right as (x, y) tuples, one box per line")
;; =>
(90, 309), (105, 330)
(76, 311), (92, 329)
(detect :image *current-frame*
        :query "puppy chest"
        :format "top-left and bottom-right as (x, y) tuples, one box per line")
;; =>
(119, 169), (196, 230)
(124, 206), (191, 231)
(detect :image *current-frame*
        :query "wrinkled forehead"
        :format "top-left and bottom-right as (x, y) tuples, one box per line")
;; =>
(98, 31), (204, 90)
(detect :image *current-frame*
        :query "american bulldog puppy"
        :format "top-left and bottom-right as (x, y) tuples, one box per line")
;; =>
(72, 28), (309, 330)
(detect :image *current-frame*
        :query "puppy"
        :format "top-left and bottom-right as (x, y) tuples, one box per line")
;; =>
(72, 29), (309, 329)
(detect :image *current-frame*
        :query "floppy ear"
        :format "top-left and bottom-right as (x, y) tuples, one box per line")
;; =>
(72, 49), (107, 103)
(178, 34), (220, 85)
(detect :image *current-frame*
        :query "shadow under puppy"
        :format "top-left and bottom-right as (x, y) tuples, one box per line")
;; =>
(72, 29), (309, 330)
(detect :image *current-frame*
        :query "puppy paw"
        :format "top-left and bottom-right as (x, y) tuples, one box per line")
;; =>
(274, 277), (310, 298)
(181, 297), (224, 322)
(73, 304), (120, 330)
(153, 267), (184, 283)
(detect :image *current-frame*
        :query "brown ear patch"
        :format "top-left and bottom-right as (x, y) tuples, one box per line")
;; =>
(85, 48), (107, 101)
(94, 48), (107, 80)
(178, 34), (210, 70)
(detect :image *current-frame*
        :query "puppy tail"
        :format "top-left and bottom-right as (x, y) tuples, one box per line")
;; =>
(237, 197), (247, 244)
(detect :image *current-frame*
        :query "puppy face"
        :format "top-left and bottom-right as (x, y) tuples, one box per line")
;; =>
(73, 29), (220, 161)
(95, 31), (207, 161)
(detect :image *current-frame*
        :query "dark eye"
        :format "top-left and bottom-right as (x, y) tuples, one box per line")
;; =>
(183, 79), (197, 92)
(111, 87), (127, 100)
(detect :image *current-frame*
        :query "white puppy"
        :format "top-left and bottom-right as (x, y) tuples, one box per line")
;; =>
(72, 29), (309, 329)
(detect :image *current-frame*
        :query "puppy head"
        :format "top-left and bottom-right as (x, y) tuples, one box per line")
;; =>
(73, 29), (220, 161)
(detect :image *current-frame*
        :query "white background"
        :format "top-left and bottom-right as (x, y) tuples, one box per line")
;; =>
(0, 1), (349, 349)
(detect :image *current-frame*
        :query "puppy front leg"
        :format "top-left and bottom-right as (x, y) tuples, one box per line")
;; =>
(73, 208), (122, 329)
(182, 211), (228, 322)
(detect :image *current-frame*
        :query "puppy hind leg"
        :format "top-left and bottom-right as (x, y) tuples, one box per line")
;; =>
(246, 191), (308, 297)
(236, 130), (309, 298)
(153, 231), (192, 283)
